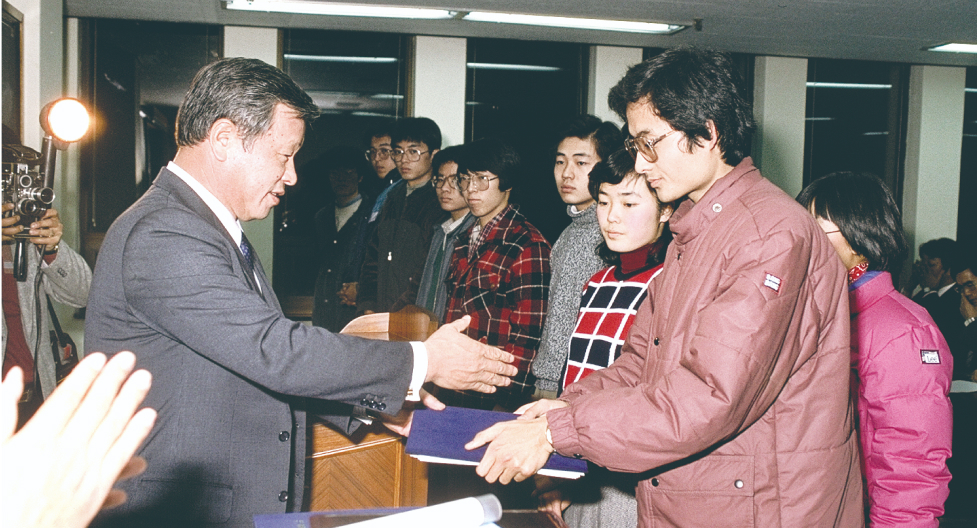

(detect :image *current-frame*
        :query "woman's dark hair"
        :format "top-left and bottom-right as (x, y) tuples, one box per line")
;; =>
(588, 149), (673, 268)
(796, 172), (907, 273)
(607, 47), (755, 167)
(456, 138), (521, 192)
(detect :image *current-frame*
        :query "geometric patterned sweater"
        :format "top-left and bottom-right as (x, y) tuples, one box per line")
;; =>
(561, 262), (663, 391)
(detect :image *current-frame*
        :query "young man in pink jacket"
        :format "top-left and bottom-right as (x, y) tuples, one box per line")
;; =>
(469, 47), (864, 527)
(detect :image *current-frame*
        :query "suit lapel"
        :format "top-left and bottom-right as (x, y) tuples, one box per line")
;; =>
(154, 169), (266, 298)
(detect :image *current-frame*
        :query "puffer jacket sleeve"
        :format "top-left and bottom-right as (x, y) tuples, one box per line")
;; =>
(860, 324), (952, 527)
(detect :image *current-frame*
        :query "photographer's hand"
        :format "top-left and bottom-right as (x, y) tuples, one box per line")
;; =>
(2, 203), (21, 241)
(29, 207), (63, 253)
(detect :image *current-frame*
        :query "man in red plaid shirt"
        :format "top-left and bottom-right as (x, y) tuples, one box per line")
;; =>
(440, 138), (551, 411)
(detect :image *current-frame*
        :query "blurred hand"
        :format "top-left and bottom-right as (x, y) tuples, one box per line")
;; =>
(338, 282), (358, 306)
(1, 352), (157, 528)
(424, 315), (518, 393)
(534, 475), (570, 519)
(379, 388), (445, 437)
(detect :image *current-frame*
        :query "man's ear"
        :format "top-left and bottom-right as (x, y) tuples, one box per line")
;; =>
(208, 118), (238, 162)
(703, 120), (721, 152)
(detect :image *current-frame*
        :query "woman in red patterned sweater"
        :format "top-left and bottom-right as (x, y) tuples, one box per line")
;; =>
(535, 149), (676, 527)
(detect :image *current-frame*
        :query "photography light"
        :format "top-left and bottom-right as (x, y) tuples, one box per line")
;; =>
(2, 97), (90, 280)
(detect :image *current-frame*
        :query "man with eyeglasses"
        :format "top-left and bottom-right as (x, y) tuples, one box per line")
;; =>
(467, 47), (863, 527)
(440, 138), (551, 412)
(415, 146), (476, 323)
(356, 117), (446, 315)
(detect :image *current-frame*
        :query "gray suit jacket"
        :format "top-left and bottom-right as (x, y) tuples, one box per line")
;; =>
(86, 168), (413, 528)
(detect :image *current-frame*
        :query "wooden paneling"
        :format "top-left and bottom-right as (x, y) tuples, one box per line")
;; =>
(307, 306), (437, 511)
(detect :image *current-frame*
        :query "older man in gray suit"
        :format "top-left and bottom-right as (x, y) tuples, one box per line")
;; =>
(86, 58), (517, 528)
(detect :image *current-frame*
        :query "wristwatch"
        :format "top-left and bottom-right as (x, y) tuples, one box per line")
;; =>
(43, 243), (59, 255)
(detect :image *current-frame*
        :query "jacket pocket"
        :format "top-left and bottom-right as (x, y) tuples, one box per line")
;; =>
(642, 454), (755, 527)
(468, 268), (501, 313)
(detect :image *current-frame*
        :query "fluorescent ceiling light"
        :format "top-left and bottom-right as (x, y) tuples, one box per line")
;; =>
(464, 11), (685, 34)
(928, 43), (977, 54)
(467, 62), (562, 72)
(806, 82), (892, 90)
(966, 88), (977, 93)
(225, 0), (456, 19)
(284, 54), (398, 63)
(804, 117), (835, 121)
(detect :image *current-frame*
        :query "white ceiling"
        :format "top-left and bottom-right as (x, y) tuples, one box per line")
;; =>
(65, 0), (977, 67)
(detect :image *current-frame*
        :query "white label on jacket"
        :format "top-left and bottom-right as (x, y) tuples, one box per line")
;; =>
(921, 350), (941, 364)
(763, 273), (781, 293)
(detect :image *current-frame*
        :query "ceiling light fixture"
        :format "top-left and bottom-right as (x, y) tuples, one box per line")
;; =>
(467, 62), (562, 72)
(225, 0), (456, 20)
(806, 82), (892, 90)
(927, 43), (977, 54)
(283, 54), (398, 63)
(464, 11), (686, 34)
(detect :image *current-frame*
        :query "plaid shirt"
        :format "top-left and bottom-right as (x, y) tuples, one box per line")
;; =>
(442, 205), (551, 411)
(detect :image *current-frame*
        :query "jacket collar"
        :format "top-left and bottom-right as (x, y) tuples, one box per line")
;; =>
(849, 271), (894, 316)
(152, 168), (267, 299)
(668, 157), (761, 246)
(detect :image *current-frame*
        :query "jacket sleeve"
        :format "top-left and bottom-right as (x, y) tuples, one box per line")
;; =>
(861, 326), (952, 527)
(121, 208), (415, 414)
(41, 242), (92, 308)
(548, 228), (822, 472)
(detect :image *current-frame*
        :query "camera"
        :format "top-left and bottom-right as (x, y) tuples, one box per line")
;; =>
(1, 98), (89, 281)
(2, 143), (53, 237)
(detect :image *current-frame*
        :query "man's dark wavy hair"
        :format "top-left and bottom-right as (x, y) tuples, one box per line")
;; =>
(176, 58), (319, 150)
(608, 47), (755, 166)
(588, 149), (674, 268)
(796, 171), (907, 273)
(555, 114), (622, 163)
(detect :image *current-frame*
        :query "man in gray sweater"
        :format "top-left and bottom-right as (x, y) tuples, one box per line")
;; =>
(531, 116), (622, 397)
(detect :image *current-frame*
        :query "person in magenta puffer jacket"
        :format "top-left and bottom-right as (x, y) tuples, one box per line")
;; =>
(798, 171), (953, 527)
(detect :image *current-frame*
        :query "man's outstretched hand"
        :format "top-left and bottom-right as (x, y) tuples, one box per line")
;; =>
(424, 315), (518, 393)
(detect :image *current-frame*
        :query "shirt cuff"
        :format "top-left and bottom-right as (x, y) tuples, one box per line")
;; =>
(407, 341), (428, 401)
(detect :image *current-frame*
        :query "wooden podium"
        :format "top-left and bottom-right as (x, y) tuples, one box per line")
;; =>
(307, 306), (438, 511)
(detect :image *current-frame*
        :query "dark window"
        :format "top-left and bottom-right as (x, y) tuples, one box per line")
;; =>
(959, 67), (976, 251)
(277, 29), (408, 316)
(465, 38), (587, 242)
(79, 19), (220, 266)
(804, 58), (909, 199)
(2, 5), (21, 142)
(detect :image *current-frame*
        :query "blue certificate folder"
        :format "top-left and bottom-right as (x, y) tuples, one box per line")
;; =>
(404, 406), (587, 479)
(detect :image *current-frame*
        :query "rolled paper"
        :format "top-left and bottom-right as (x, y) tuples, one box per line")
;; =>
(338, 494), (502, 528)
